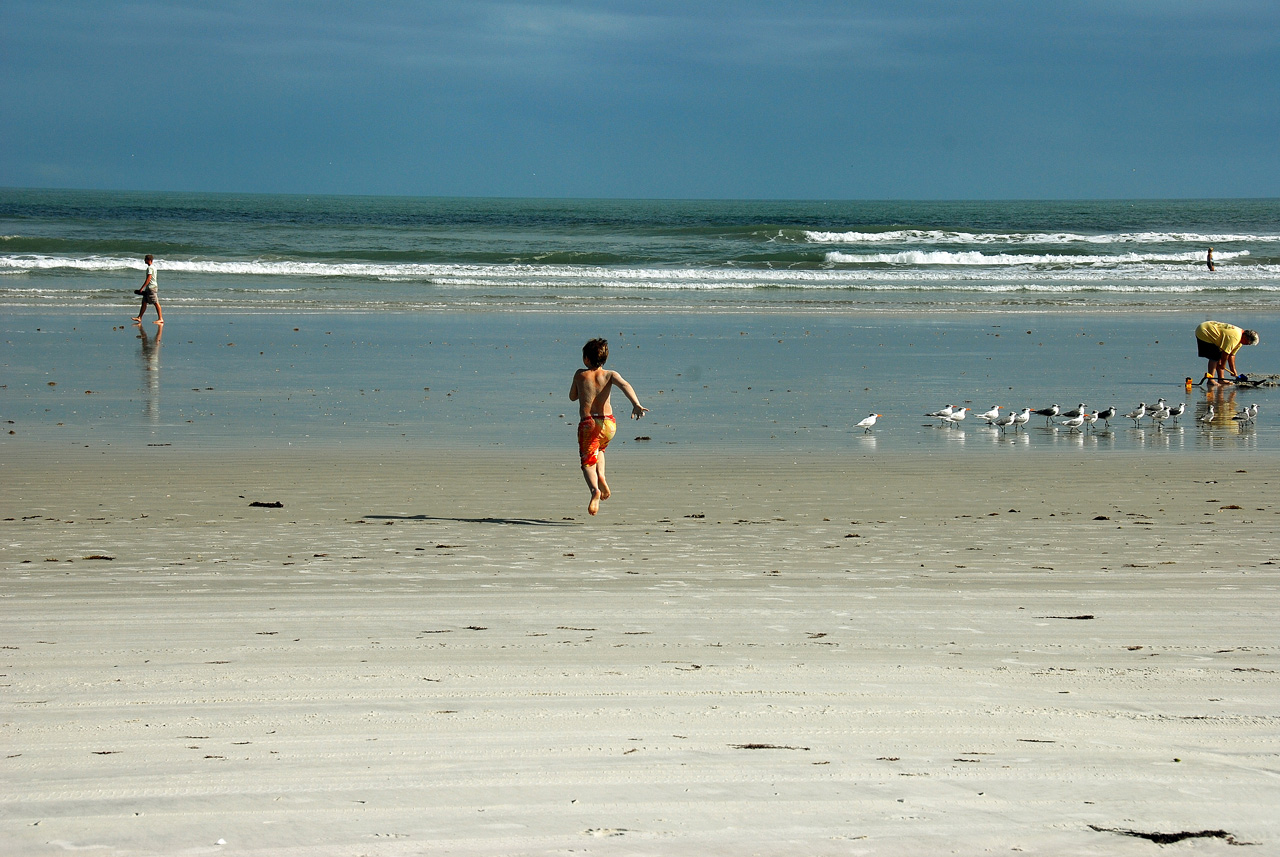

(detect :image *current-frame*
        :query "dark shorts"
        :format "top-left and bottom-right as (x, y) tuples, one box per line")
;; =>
(139, 289), (158, 307)
(1196, 335), (1224, 361)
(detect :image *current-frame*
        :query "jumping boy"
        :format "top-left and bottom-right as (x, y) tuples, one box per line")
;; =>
(132, 254), (163, 325)
(569, 338), (647, 516)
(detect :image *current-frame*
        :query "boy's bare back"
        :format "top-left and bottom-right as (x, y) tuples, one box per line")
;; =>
(571, 368), (620, 418)
(571, 366), (647, 421)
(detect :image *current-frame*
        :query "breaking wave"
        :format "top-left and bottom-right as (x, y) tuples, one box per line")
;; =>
(805, 230), (1280, 245)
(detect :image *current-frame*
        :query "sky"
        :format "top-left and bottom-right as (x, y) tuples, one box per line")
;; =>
(2, 0), (1278, 200)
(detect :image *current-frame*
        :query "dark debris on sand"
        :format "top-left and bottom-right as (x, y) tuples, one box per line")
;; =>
(1089, 825), (1251, 845)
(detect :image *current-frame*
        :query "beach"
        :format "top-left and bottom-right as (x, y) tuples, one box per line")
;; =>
(3, 192), (1280, 854)
(3, 446), (1278, 855)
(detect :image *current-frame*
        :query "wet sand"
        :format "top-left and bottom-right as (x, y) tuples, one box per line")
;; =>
(3, 308), (1277, 456)
(2, 447), (1279, 855)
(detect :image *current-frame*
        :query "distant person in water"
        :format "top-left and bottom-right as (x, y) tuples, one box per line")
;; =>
(1207, 247), (1215, 272)
(1195, 320), (1259, 385)
(569, 338), (647, 516)
(131, 254), (163, 325)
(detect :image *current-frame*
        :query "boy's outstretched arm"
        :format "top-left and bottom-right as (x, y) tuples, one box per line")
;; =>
(611, 371), (648, 419)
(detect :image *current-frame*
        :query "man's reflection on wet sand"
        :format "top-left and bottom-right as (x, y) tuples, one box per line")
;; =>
(138, 323), (161, 424)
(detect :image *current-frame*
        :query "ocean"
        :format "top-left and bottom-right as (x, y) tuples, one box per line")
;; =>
(1, 189), (1276, 453)
(4, 190), (1280, 313)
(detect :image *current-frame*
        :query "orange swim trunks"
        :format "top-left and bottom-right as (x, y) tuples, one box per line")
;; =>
(577, 414), (616, 466)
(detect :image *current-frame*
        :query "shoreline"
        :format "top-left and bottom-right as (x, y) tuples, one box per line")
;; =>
(6, 302), (1280, 317)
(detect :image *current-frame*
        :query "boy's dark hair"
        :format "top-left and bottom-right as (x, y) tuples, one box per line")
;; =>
(583, 338), (609, 368)
(145, 254), (153, 264)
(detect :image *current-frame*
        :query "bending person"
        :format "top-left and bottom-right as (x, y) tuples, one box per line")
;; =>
(1195, 320), (1259, 385)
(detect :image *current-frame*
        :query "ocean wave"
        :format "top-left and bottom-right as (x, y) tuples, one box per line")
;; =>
(0, 246), (1267, 283)
(823, 250), (1249, 266)
(805, 230), (1280, 245)
(13, 280), (1277, 296)
(6, 261), (1280, 288)
(371, 264), (1280, 286)
(0, 255), (419, 277)
(328, 282), (1280, 295)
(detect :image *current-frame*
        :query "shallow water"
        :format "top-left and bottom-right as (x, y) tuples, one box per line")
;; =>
(2, 308), (1274, 454)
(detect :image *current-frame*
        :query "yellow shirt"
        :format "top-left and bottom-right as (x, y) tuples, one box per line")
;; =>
(1196, 321), (1243, 355)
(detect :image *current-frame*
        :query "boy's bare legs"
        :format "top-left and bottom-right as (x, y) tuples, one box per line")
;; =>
(153, 300), (164, 325)
(581, 452), (611, 516)
(132, 298), (147, 323)
(582, 464), (602, 516)
(595, 451), (610, 501)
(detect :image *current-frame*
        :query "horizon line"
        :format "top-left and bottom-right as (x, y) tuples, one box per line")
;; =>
(3, 185), (1278, 206)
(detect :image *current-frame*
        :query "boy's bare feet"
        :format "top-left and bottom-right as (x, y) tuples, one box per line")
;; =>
(155, 319), (164, 325)
(598, 480), (610, 501)
(588, 489), (602, 516)
(131, 317), (141, 323)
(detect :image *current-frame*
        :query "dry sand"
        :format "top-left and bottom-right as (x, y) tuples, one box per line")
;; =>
(2, 447), (1278, 856)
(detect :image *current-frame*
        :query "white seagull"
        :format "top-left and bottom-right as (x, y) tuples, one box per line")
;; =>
(944, 407), (969, 427)
(1197, 405), (1215, 426)
(1060, 413), (1086, 433)
(1082, 411), (1099, 432)
(1033, 404), (1060, 424)
(992, 411), (1017, 433)
(855, 413), (882, 433)
(1124, 403), (1147, 425)
(1167, 402), (1186, 423)
(1149, 406), (1170, 431)
(1012, 407), (1032, 432)
(977, 405), (1002, 423)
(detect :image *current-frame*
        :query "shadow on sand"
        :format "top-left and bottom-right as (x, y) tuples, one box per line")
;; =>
(363, 514), (577, 527)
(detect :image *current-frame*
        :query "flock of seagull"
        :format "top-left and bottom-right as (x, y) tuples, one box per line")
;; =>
(853, 398), (1261, 433)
